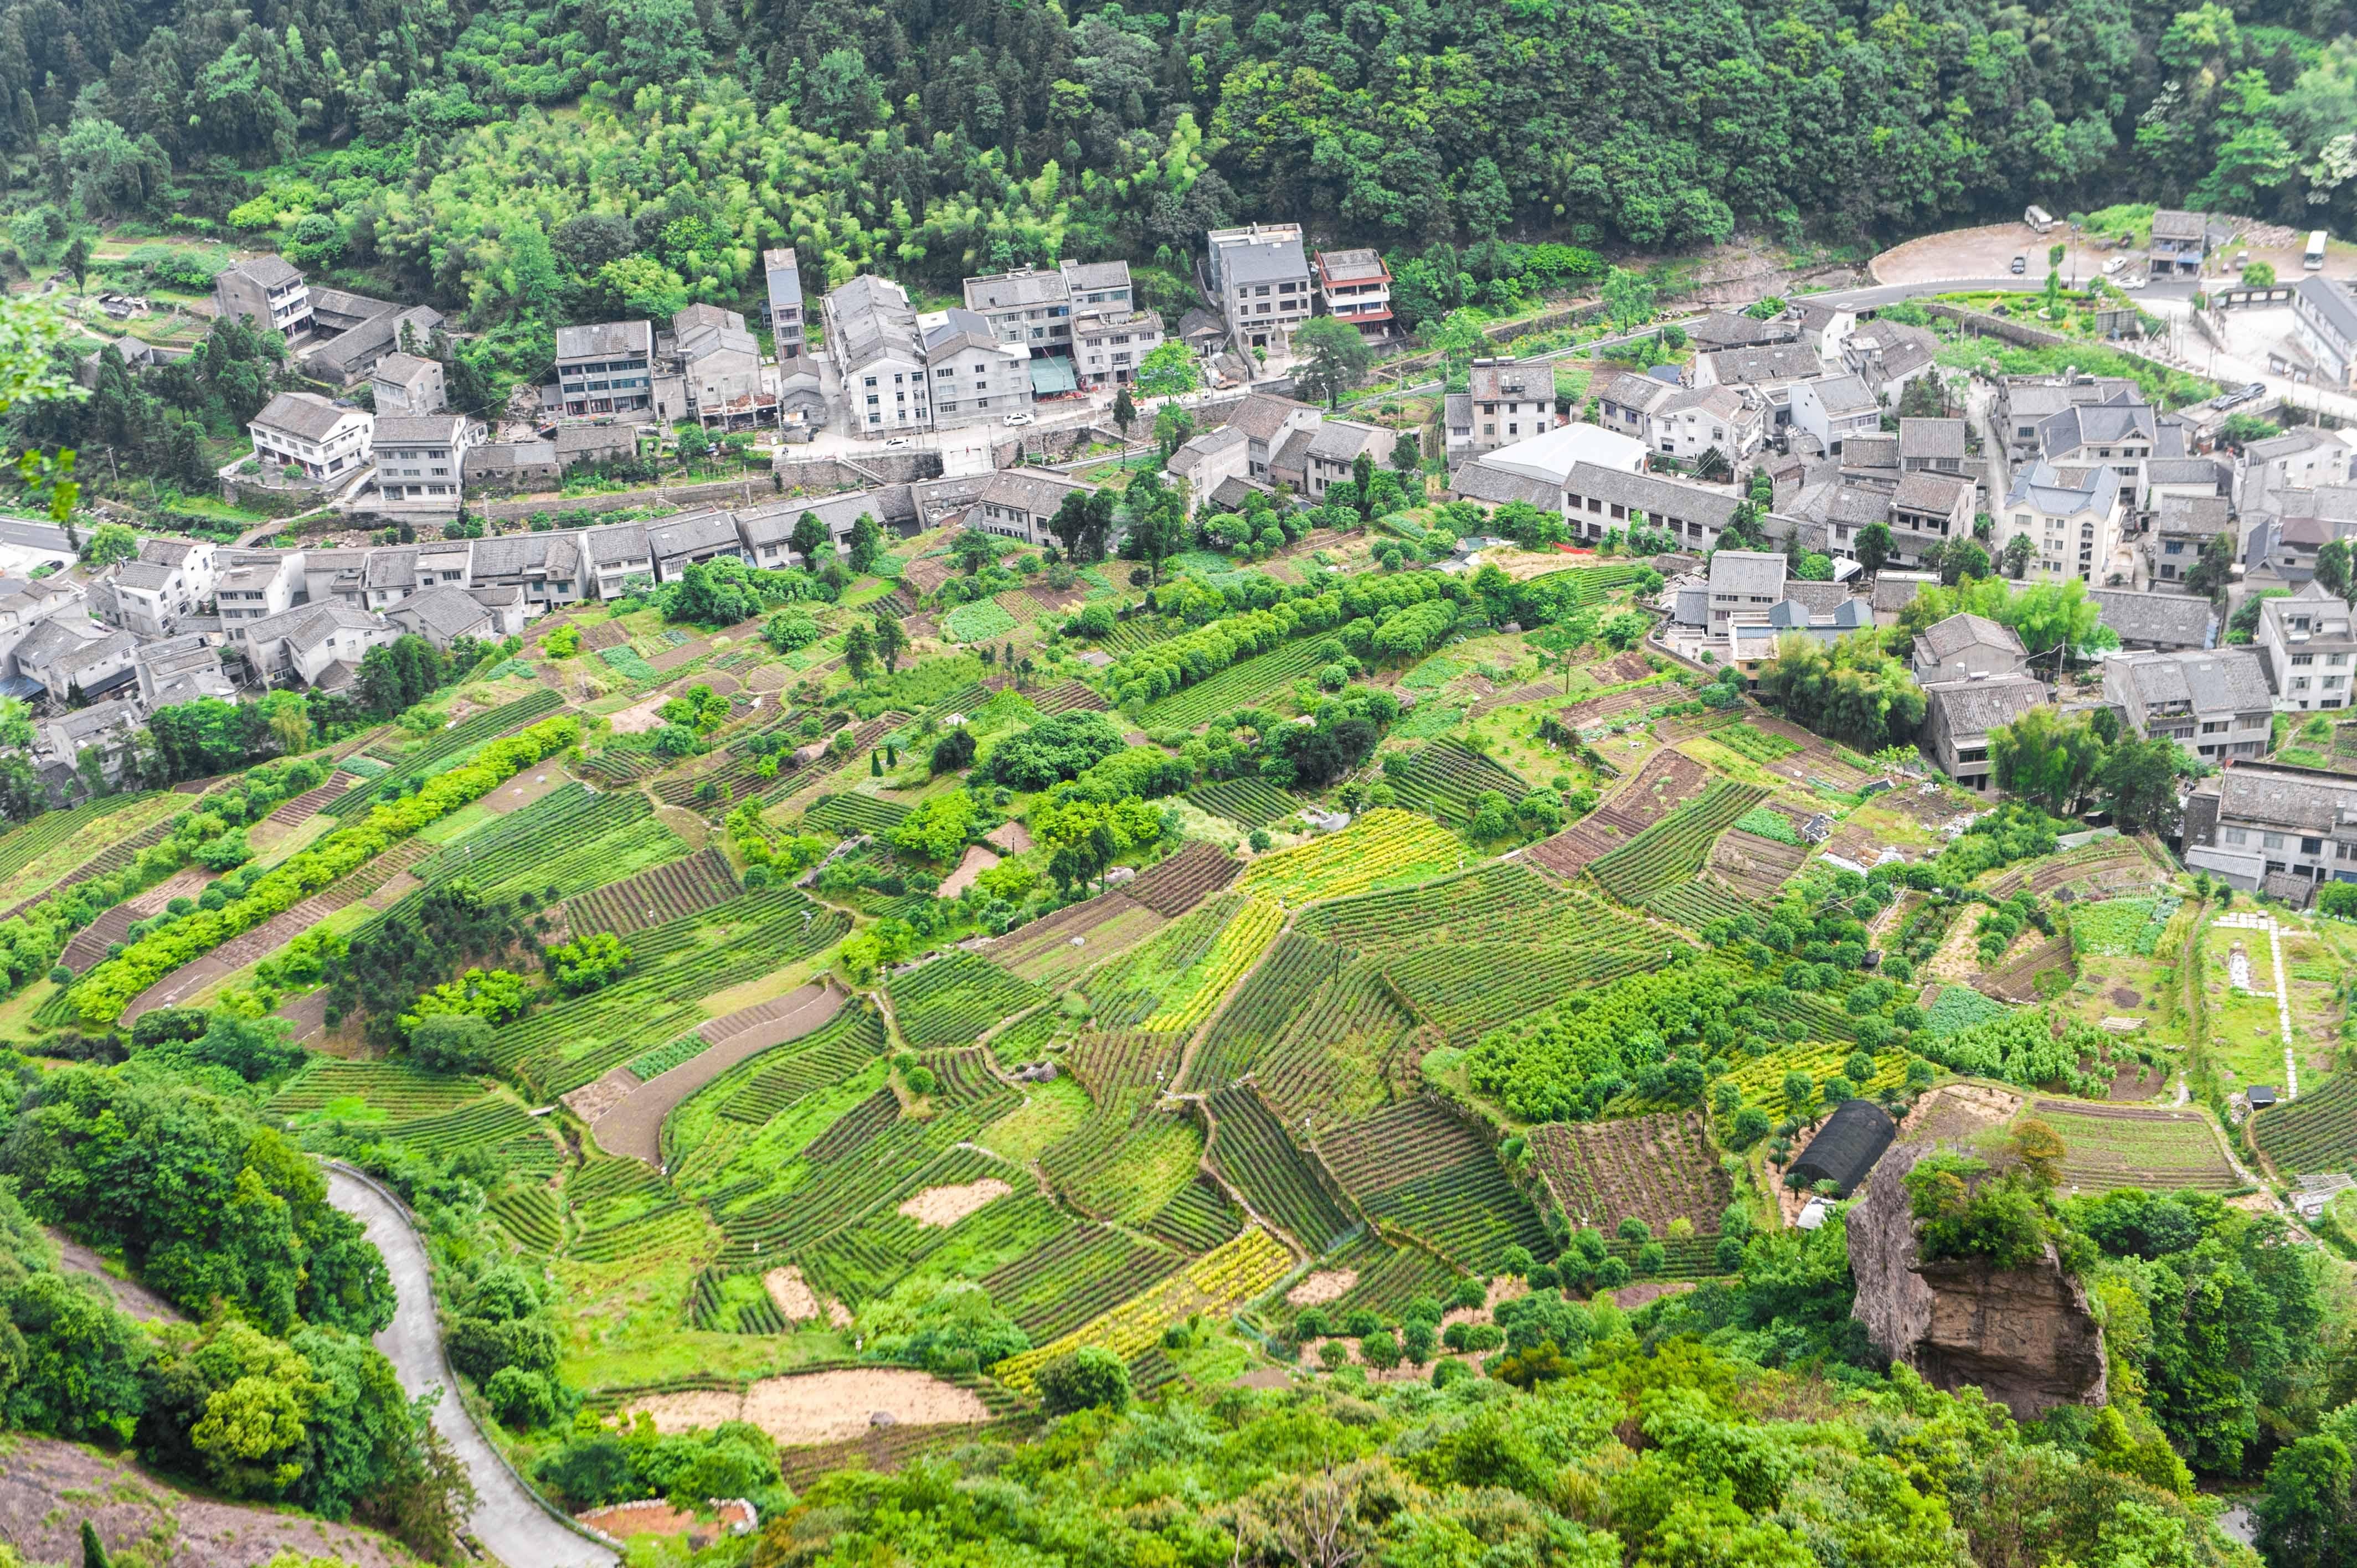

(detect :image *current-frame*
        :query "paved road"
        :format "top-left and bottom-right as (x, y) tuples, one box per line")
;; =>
(0, 513), (73, 552)
(325, 1168), (618, 1568)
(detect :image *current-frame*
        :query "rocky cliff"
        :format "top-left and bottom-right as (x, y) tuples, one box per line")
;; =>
(1846, 1141), (2108, 1420)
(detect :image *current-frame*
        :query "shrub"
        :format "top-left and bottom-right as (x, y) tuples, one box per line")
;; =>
(1037, 1347), (1131, 1415)
(486, 1366), (558, 1429)
(1400, 1320), (1437, 1364)
(408, 1013), (496, 1074)
(1359, 1329), (1401, 1369)
(931, 726), (977, 775)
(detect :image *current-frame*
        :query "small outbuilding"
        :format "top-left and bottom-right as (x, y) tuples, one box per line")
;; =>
(2248, 1085), (2278, 1110)
(1789, 1098), (1898, 1198)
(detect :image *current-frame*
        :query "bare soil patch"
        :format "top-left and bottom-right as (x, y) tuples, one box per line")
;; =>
(563, 1066), (640, 1124)
(2111, 987), (2142, 1008)
(899, 1177), (1013, 1227)
(763, 1265), (824, 1323)
(626, 1370), (991, 1448)
(0, 1436), (421, 1568)
(1606, 1280), (1696, 1310)
(1285, 1269), (1360, 1307)
(609, 693), (672, 734)
(938, 842), (1000, 899)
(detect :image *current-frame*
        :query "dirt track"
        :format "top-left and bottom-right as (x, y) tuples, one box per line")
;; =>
(591, 981), (845, 1165)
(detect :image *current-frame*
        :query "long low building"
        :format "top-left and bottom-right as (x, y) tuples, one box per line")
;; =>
(2184, 759), (2357, 892)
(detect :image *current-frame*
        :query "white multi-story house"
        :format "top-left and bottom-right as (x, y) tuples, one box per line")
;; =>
(962, 470), (1097, 548)
(826, 276), (930, 436)
(1706, 550), (1788, 635)
(2255, 579), (2357, 711)
(1206, 223), (1312, 352)
(213, 256), (313, 337)
(671, 304), (771, 427)
(214, 551), (305, 628)
(2000, 461), (2124, 583)
(372, 415), (475, 514)
(1453, 359), (1556, 461)
(2293, 275), (2357, 389)
(105, 538), (217, 640)
(249, 393), (372, 483)
(240, 602), (398, 688)
(1313, 249), (1394, 339)
(1789, 372), (1881, 456)
(1651, 385), (1763, 463)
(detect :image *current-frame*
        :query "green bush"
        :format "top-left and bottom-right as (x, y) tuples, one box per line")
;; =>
(1037, 1346), (1132, 1415)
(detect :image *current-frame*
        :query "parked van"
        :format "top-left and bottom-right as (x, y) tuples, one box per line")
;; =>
(2024, 205), (2057, 233)
(2308, 230), (2329, 270)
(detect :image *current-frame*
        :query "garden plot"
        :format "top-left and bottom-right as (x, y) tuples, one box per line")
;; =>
(982, 890), (1167, 988)
(1317, 1097), (1552, 1272)
(2254, 1074), (2357, 1176)
(2028, 1100), (2241, 1194)
(620, 1369), (991, 1448)
(1124, 839), (1244, 915)
(1525, 1111), (1730, 1236)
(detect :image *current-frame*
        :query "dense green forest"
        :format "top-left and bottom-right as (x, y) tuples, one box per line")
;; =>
(10, 0), (2357, 350)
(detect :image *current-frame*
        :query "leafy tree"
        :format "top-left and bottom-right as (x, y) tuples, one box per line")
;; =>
(1154, 401), (1197, 459)
(80, 522), (137, 568)
(1134, 342), (1200, 399)
(1037, 1347), (1131, 1415)
(2243, 260), (2277, 288)
(2319, 538), (2354, 605)
(1293, 316), (1375, 408)
(1855, 522), (1893, 575)
(847, 512), (885, 574)
(408, 1013), (496, 1073)
(1111, 386), (1136, 451)
(789, 510), (830, 565)
(1753, 632), (1926, 752)
(1601, 267), (1656, 332)
(2258, 1435), (2357, 1568)
(842, 622), (874, 682)
(761, 606), (822, 653)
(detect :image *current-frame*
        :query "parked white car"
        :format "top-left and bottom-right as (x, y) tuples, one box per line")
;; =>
(1003, 411), (1035, 427)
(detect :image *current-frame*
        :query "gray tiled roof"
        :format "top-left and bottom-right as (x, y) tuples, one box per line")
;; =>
(1703, 344), (1823, 384)
(1449, 460), (1557, 509)
(252, 392), (357, 442)
(1561, 462), (1743, 528)
(963, 269), (1066, 311)
(1224, 393), (1316, 443)
(112, 561), (176, 592)
(2157, 494), (2231, 536)
(2151, 209), (2206, 240)
(645, 509), (744, 561)
(1803, 373), (1877, 416)
(1598, 371), (1678, 413)
(1918, 612), (2024, 661)
(1871, 570), (1937, 612)
(1826, 486), (1892, 528)
(1708, 550), (1787, 596)
(1842, 433), (1900, 471)
(583, 524), (651, 567)
(1783, 579), (1854, 615)
(224, 255), (303, 287)
(1893, 471), (1969, 514)
(1924, 673), (2046, 735)
(2090, 588), (2213, 647)
(387, 586), (490, 639)
(1690, 311), (1779, 348)
(765, 248), (802, 313)
(1897, 417), (1967, 460)
(373, 415), (465, 446)
(2124, 648), (2270, 713)
(2146, 457), (2227, 489)
(1306, 420), (1384, 462)
(2219, 762), (2357, 833)
(976, 468), (1092, 516)
(1169, 424), (1247, 476)
(555, 321), (652, 361)
(1217, 232), (1309, 286)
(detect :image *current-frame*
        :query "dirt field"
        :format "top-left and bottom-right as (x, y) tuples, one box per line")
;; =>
(938, 842), (1000, 899)
(1284, 1270), (1358, 1307)
(1872, 223), (2119, 287)
(0, 1436), (424, 1567)
(622, 1369), (991, 1447)
(899, 1178), (1012, 1227)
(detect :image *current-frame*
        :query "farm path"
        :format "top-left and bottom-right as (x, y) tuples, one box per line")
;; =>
(594, 980), (846, 1166)
(325, 1166), (617, 1568)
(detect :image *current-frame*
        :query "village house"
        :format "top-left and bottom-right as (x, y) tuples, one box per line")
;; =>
(2253, 579), (2357, 710)
(249, 393), (372, 484)
(2102, 648), (2272, 760)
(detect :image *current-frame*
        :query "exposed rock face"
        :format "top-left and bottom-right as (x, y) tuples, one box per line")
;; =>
(1846, 1141), (2108, 1420)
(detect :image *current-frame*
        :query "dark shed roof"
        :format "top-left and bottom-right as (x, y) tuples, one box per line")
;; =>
(1790, 1099), (1897, 1196)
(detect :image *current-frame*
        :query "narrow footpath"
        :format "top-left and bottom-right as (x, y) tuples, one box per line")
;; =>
(325, 1168), (617, 1568)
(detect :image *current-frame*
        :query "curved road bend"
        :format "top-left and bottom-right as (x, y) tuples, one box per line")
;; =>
(325, 1168), (619, 1568)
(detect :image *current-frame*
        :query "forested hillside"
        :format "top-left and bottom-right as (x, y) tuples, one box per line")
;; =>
(10, 0), (2357, 333)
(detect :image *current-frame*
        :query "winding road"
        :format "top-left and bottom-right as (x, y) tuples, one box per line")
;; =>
(325, 1167), (619, 1568)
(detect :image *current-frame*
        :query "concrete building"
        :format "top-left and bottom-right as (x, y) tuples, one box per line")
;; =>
(963, 470), (1096, 548)
(1999, 460), (2124, 584)
(826, 276), (930, 435)
(1313, 249), (1394, 339)
(239, 601), (397, 689)
(1690, 343), (1823, 428)
(370, 353), (445, 417)
(1921, 673), (2047, 791)
(1206, 223), (1312, 351)
(105, 538), (217, 641)
(249, 393), (372, 483)
(2184, 760), (2357, 890)
(1453, 359), (1557, 461)
(12, 620), (135, 704)
(2090, 587), (2216, 651)
(468, 534), (586, 613)
(1789, 373), (1882, 456)
(1728, 596), (1875, 666)
(215, 552), (305, 628)
(554, 321), (660, 419)
(671, 304), (771, 427)
(1593, 371), (1682, 452)
(372, 415), (475, 514)
(1070, 306), (1163, 388)
(920, 307), (1035, 429)
(2150, 493), (2232, 585)
(1912, 612), (2029, 683)
(1841, 321), (1940, 400)
(1650, 385), (1763, 465)
(1995, 375), (2142, 460)
(384, 585), (517, 648)
(2241, 426), (2351, 513)
(1298, 421), (1398, 499)
(212, 256), (313, 337)
(2103, 648), (2272, 759)
(2292, 276), (2357, 390)
(763, 247), (806, 357)
(2254, 579), (2357, 710)
(1897, 417), (1969, 474)
(300, 288), (443, 386)
(1706, 550), (1788, 635)
(133, 634), (235, 710)
(582, 524), (655, 599)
